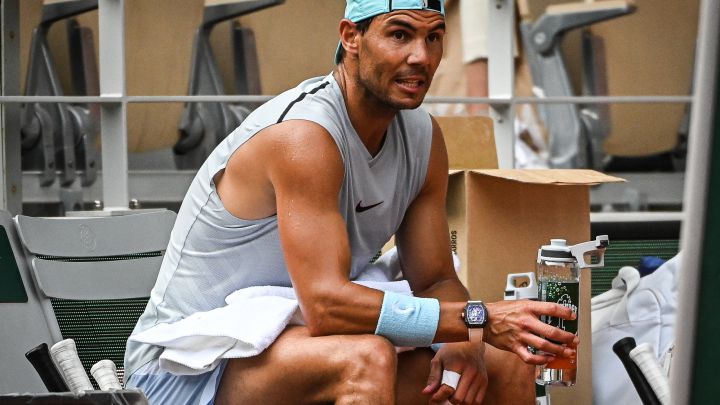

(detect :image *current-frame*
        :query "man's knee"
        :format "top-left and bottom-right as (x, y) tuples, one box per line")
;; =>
(483, 346), (535, 405)
(332, 335), (398, 403)
(218, 332), (397, 404)
(343, 334), (398, 377)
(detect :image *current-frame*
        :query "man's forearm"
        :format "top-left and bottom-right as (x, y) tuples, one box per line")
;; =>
(413, 277), (475, 343)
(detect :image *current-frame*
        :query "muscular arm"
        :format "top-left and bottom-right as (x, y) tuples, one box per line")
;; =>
(267, 121), (384, 336)
(259, 119), (469, 341)
(395, 117), (472, 340)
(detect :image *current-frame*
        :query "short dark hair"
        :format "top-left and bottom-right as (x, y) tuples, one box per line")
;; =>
(337, 16), (375, 64)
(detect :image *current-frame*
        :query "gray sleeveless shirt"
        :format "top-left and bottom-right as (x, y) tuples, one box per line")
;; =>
(125, 73), (433, 377)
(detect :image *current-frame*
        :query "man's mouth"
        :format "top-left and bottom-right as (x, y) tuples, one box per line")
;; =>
(395, 78), (426, 91)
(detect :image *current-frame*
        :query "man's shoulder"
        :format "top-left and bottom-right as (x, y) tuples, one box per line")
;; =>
(275, 75), (335, 105)
(235, 75), (338, 141)
(266, 75), (346, 144)
(263, 120), (344, 185)
(260, 119), (336, 154)
(271, 118), (332, 135)
(260, 76), (332, 111)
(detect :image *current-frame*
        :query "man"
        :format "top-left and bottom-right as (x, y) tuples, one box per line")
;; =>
(125, 1), (578, 404)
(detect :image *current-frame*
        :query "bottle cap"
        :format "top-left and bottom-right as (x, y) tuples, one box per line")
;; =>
(539, 239), (574, 262)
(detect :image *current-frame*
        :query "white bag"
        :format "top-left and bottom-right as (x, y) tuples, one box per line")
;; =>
(591, 253), (681, 405)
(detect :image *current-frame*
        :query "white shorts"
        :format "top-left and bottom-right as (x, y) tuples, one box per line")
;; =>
(126, 359), (228, 405)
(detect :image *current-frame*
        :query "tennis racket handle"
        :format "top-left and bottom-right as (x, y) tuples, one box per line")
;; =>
(612, 337), (662, 405)
(50, 339), (94, 392)
(25, 343), (70, 392)
(630, 343), (671, 405)
(91, 360), (122, 390)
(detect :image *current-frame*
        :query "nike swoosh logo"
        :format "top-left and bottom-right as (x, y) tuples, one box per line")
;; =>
(392, 301), (415, 315)
(355, 200), (383, 213)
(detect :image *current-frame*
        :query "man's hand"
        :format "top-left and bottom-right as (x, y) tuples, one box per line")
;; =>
(483, 300), (579, 364)
(422, 341), (488, 405)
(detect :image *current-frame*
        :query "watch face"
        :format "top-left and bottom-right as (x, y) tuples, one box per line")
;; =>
(466, 302), (487, 326)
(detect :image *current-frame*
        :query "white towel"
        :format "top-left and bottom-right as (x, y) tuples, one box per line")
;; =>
(130, 293), (301, 374)
(130, 276), (411, 375)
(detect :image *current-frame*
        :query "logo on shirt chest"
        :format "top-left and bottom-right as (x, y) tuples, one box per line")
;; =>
(355, 200), (384, 213)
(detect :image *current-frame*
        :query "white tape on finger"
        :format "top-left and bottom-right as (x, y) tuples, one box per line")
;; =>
(441, 370), (461, 390)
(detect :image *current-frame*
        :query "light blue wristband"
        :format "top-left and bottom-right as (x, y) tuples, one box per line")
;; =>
(375, 291), (440, 347)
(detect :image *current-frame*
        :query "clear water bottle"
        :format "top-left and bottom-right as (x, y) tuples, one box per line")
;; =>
(535, 235), (609, 387)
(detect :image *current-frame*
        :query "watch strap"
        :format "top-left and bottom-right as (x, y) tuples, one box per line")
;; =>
(469, 327), (483, 343)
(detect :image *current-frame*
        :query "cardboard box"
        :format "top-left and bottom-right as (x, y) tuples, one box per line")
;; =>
(448, 169), (624, 405)
(436, 116), (498, 170)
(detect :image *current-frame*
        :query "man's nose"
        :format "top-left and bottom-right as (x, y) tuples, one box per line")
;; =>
(406, 39), (430, 65)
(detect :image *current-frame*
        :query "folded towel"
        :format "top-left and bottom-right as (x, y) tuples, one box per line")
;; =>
(130, 276), (411, 375)
(130, 294), (301, 374)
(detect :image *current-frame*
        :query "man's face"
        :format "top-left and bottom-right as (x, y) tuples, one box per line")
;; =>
(354, 10), (445, 111)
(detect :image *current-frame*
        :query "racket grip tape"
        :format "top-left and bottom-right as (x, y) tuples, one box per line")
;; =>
(612, 337), (662, 405)
(50, 339), (94, 392)
(91, 360), (122, 390)
(630, 343), (671, 405)
(25, 343), (70, 392)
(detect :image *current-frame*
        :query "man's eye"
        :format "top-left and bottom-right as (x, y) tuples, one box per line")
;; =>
(393, 31), (406, 40)
(428, 33), (440, 42)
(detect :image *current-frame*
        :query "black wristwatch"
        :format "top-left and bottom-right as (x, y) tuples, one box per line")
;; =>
(462, 300), (488, 328)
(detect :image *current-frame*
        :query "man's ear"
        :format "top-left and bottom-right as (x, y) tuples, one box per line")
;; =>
(338, 19), (361, 59)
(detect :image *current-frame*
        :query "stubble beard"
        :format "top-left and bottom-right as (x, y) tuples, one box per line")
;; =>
(356, 67), (425, 112)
